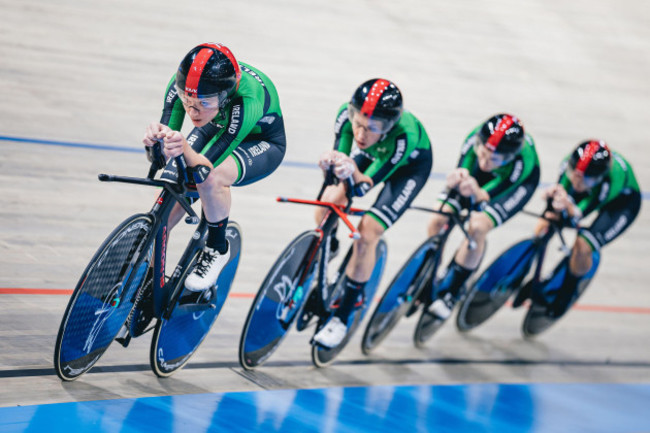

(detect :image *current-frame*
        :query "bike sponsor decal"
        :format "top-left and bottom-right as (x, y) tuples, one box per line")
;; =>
(273, 276), (300, 321)
(391, 179), (417, 213)
(83, 282), (121, 354)
(160, 227), (167, 289)
(192, 230), (201, 240)
(258, 247), (297, 309)
(157, 347), (191, 371)
(226, 228), (239, 239)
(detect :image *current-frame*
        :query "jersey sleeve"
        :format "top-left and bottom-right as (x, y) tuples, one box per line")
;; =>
(364, 133), (410, 185)
(482, 135), (540, 200)
(201, 95), (264, 166)
(159, 75), (185, 131)
(333, 104), (354, 154)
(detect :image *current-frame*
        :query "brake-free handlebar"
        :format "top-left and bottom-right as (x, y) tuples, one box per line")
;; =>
(98, 140), (200, 224)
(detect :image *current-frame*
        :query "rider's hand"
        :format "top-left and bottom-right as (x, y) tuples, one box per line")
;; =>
(458, 176), (480, 198)
(547, 185), (570, 212)
(333, 157), (356, 180)
(319, 151), (356, 180)
(163, 130), (186, 158)
(446, 168), (470, 190)
(143, 122), (172, 147)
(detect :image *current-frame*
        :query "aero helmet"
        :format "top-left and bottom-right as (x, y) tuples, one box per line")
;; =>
(569, 139), (612, 179)
(349, 78), (403, 134)
(478, 114), (525, 156)
(175, 43), (241, 109)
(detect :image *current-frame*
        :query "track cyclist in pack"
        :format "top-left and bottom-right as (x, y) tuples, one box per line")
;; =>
(528, 139), (640, 316)
(142, 43), (286, 293)
(312, 78), (433, 348)
(427, 114), (540, 320)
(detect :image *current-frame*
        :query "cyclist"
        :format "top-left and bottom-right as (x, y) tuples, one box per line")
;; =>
(312, 78), (433, 348)
(531, 139), (641, 315)
(427, 114), (540, 320)
(142, 43), (286, 292)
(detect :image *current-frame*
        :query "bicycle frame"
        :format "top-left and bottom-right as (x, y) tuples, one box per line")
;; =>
(98, 149), (204, 331)
(278, 175), (366, 321)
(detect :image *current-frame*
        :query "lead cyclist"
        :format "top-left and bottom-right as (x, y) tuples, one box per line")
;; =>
(142, 43), (286, 294)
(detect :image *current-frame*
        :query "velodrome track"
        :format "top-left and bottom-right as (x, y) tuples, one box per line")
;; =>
(1, 0), (649, 431)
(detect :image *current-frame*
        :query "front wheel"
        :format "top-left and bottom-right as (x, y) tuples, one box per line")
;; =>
(239, 230), (320, 370)
(54, 214), (154, 381)
(150, 222), (242, 377)
(456, 239), (538, 332)
(361, 237), (435, 355)
(312, 239), (388, 368)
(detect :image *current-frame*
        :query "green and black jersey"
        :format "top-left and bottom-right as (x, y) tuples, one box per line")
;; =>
(333, 103), (432, 186)
(161, 63), (285, 167)
(558, 151), (640, 217)
(332, 103), (433, 229)
(446, 125), (541, 226)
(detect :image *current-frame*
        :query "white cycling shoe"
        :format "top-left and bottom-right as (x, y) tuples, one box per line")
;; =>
(185, 243), (230, 292)
(312, 316), (347, 348)
(427, 292), (456, 320)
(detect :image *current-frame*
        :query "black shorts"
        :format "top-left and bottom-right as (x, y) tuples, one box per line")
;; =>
(365, 147), (432, 229)
(482, 166), (540, 227)
(160, 136), (286, 190)
(439, 166), (540, 227)
(579, 190), (641, 251)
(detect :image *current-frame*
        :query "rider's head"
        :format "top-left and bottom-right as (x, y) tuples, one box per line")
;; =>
(348, 78), (403, 149)
(567, 139), (612, 192)
(475, 114), (525, 172)
(175, 43), (241, 127)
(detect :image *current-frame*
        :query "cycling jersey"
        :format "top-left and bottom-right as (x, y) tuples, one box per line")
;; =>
(558, 151), (641, 251)
(441, 125), (541, 226)
(332, 104), (433, 229)
(160, 62), (286, 186)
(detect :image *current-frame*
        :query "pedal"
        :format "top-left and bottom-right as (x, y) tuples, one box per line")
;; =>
(175, 302), (216, 314)
(114, 326), (132, 348)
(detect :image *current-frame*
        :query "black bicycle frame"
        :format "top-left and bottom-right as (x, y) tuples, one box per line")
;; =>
(98, 146), (202, 323)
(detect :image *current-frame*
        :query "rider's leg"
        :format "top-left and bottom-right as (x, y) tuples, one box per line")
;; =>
(314, 183), (347, 257)
(184, 156), (238, 292)
(429, 213), (493, 318)
(331, 216), (386, 321)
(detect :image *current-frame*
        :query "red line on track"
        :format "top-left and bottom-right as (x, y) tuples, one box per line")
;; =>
(2, 288), (650, 315)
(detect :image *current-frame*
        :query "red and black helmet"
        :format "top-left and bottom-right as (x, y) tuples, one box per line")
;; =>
(478, 114), (525, 156)
(569, 139), (612, 179)
(175, 43), (241, 108)
(349, 78), (403, 134)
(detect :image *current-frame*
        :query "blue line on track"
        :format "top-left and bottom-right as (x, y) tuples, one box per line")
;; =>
(1, 382), (649, 433)
(3, 133), (648, 198)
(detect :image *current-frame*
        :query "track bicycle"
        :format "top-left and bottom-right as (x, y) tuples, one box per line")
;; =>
(455, 202), (599, 337)
(54, 142), (242, 380)
(239, 171), (387, 369)
(361, 193), (478, 353)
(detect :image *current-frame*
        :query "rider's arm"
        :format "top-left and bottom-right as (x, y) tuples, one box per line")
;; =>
(159, 75), (185, 130)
